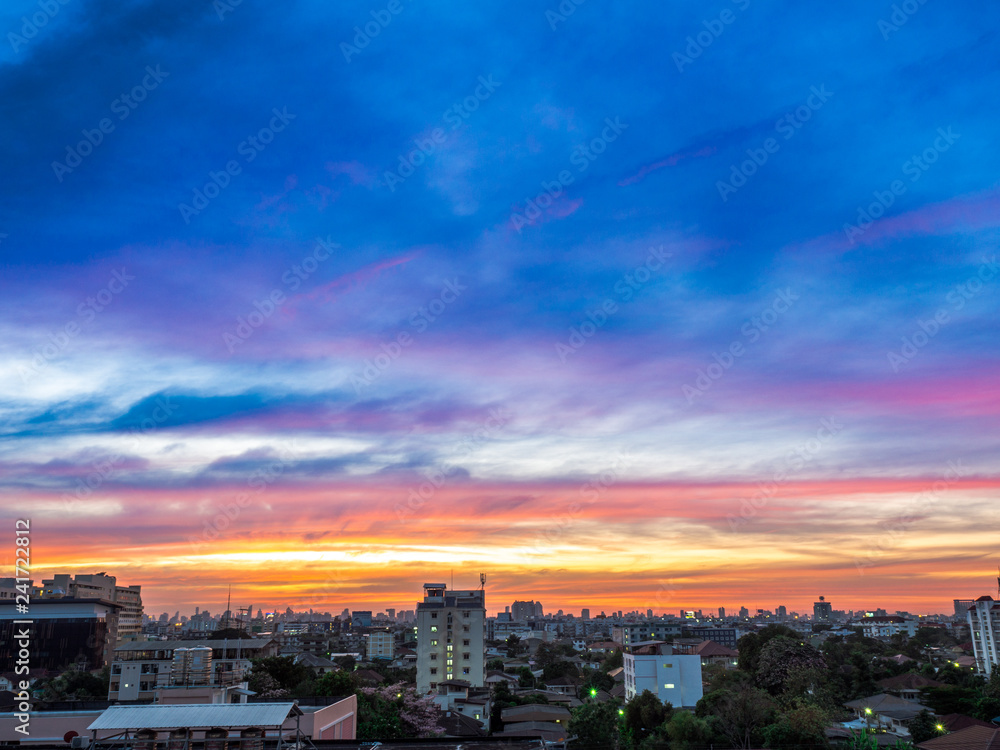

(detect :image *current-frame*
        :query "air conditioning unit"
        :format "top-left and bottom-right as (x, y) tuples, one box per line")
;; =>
(70, 737), (90, 749)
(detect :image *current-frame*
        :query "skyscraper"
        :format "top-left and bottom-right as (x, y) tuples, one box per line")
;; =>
(813, 596), (833, 622)
(967, 595), (1000, 676)
(416, 583), (485, 693)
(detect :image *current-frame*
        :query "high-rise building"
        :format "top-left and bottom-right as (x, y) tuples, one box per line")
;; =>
(510, 600), (542, 621)
(813, 596), (833, 622)
(367, 630), (395, 660)
(718, 606), (726, 618)
(416, 583), (485, 693)
(1, 597), (121, 669)
(967, 595), (1000, 677)
(954, 599), (977, 620)
(581, 608), (590, 620)
(39, 572), (143, 642)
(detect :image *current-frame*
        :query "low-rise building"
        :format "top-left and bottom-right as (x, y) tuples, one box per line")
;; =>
(623, 641), (703, 708)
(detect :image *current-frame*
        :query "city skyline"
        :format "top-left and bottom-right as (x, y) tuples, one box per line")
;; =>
(3, 2), (999, 617)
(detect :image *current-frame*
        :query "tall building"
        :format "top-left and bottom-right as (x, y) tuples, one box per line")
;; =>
(416, 583), (485, 693)
(813, 596), (833, 622)
(581, 608), (590, 620)
(1, 597), (121, 669)
(954, 599), (977, 620)
(967, 595), (1000, 677)
(718, 606), (726, 618)
(510, 600), (542, 621)
(39, 572), (143, 641)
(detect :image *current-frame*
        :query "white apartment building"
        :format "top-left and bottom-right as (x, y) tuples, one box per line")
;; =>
(623, 642), (703, 708)
(967, 595), (1000, 677)
(856, 616), (919, 639)
(416, 584), (485, 693)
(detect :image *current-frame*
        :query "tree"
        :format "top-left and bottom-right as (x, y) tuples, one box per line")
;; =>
(580, 667), (614, 696)
(624, 690), (672, 746)
(505, 634), (522, 658)
(737, 625), (800, 674)
(664, 710), (713, 750)
(356, 682), (441, 739)
(757, 637), (827, 698)
(921, 685), (980, 715)
(248, 656), (312, 693)
(314, 670), (357, 696)
(518, 666), (536, 688)
(569, 701), (620, 749)
(34, 667), (109, 701)
(487, 658), (506, 671)
(763, 703), (830, 749)
(542, 660), (579, 681)
(907, 709), (942, 744)
(714, 684), (777, 750)
(601, 649), (624, 672)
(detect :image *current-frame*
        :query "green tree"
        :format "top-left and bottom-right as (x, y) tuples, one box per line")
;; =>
(737, 625), (799, 674)
(601, 649), (624, 672)
(248, 656), (312, 693)
(580, 667), (614, 696)
(907, 709), (942, 743)
(921, 685), (980, 715)
(756, 636), (827, 698)
(505, 634), (522, 658)
(763, 703), (829, 750)
(569, 701), (620, 750)
(624, 690), (672, 746)
(518, 666), (536, 688)
(487, 658), (506, 671)
(714, 684), (777, 749)
(664, 710), (714, 750)
(314, 670), (358, 696)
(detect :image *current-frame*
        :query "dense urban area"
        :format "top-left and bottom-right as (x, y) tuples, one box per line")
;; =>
(2, 573), (999, 750)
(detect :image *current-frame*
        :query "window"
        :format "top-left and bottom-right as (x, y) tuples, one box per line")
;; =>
(430, 668), (437, 675)
(431, 612), (438, 618)
(447, 659), (453, 665)
(464, 668), (471, 675)
(662, 663), (673, 668)
(431, 654), (437, 660)
(430, 640), (438, 646)
(664, 683), (675, 689)
(463, 653), (470, 659)
(431, 626), (438, 632)
(447, 644), (453, 651)
(463, 625), (469, 632)
(463, 639), (470, 646)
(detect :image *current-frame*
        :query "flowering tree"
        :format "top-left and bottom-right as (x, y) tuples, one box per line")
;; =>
(357, 682), (441, 739)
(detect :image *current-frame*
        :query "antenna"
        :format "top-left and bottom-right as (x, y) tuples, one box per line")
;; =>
(224, 585), (232, 630)
(480, 573), (486, 591)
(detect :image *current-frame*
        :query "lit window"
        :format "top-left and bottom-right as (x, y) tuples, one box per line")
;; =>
(431, 626), (438, 632)
(447, 644), (453, 651)
(664, 683), (674, 689)
(447, 659), (453, 665)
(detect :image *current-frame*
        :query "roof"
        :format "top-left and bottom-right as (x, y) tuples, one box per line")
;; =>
(295, 652), (337, 668)
(438, 711), (487, 738)
(88, 702), (302, 730)
(917, 726), (1000, 750)
(114, 638), (275, 652)
(844, 693), (930, 713)
(939, 715), (998, 732)
(877, 673), (945, 691)
(695, 640), (738, 657)
(501, 704), (571, 722)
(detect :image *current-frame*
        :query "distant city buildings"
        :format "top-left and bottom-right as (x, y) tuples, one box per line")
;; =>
(510, 600), (543, 620)
(814, 596), (833, 622)
(416, 583), (486, 693)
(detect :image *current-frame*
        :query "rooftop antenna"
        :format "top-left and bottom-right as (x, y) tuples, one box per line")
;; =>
(224, 585), (232, 630)
(480, 573), (486, 591)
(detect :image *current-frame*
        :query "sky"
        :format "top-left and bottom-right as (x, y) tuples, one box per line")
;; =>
(1, 0), (999, 618)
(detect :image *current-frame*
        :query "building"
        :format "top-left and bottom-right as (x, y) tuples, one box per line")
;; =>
(581, 609), (590, 620)
(416, 583), (486, 693)
(682, 625), (739, 648)
(967, 595), (1000, 676)
(954, 599), (978, 620)
(814, 596), (833, 622)
(0, 597), (121, 670)
(109, 638), (279, 702)
(351, 610), (373, 628)
(857, 616), (919, 639)
(916, 725), (1000, 750)
(622, 641), (703, 708)
(39, 573), (143, 642)
(612, 622), (683, 646)
(367, 630), (395, 660)
(510, 601), (543, 621)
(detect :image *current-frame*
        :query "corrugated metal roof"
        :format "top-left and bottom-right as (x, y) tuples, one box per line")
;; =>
(88, 702), (302, 730)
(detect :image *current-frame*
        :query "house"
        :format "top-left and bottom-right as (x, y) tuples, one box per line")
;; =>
(876, 673), (944, 701)
(438, 710), (488, 737)
(916, 726), (1000, 750)
(497, 703), (571, 742)
(693, 640), (739, 668)
(844, 693), (933, 736)
(294, 652), (338, 675)
(542, 675), (581, 696)
(431, 679), (491, 725)
(587, 641), (620, 654)
(938, 715), (998, 732)
(484, 670), (518, 687)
